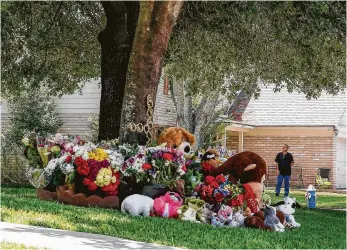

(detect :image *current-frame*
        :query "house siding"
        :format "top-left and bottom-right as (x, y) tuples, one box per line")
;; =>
(226, 129), (336, 188)
(1, 78), (178, 135)
(243, 136), (335, 188)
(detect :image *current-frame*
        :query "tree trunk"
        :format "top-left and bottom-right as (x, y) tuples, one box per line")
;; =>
(98, 1), (139, 141)
(119, 1), (184, 145)
(193, 91), (221, 150)
(183, 80), (194, 132)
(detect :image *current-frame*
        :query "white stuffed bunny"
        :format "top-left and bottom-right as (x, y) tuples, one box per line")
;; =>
(121, 194), (154, 216)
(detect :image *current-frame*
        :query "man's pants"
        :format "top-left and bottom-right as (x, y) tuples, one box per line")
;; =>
(276, 174), (290, 196)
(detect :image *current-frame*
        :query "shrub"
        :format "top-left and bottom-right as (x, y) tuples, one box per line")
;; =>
(1, 90), (62, 184)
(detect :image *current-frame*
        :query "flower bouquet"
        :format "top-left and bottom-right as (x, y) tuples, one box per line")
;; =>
(145, 147), (186, 184)
(193, 174), (245, 212)
(75, 148), (121, 197)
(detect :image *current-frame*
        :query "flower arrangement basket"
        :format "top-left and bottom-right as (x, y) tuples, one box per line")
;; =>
(56, 186), (119, 209)
(36, 188), (57, 201)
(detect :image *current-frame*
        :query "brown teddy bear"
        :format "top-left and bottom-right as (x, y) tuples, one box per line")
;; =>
(210, 151), (267, 205)
(157, 127), (195, 154)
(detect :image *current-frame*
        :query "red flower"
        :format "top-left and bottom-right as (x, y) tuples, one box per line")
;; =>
(142, 163), (152, 170)
(201, 162), (213, 173)
(182, 165), (187, 172)
(65, 155), (72, 163)
(194, 184), (202, 192)
(230, 194), (244, 207)
(112, 171), (121, 186)
(210, 181), (219, 189)
(215, 192), (224, 203)
(205, 176), (215, 185)
(102, 183), (118, 196)
(205, 186), (214, 196)
(77, 162), (90, 176)
(215, 174), (226, 184)
(163, 153), (173, 161)
(83, 178), (97, 191)
(75, 156), (85, 166)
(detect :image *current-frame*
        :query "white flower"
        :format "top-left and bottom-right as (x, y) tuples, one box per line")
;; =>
(61, 163), (74, 175)
(82, 153), (89, 160)
(58, 155), (68, 165)
(73, 145), (79, 153)
(109, 152), (124, 169)
(45, 159), (59, 175)
(64, 143), (74, 150)
(22, 137), (29, 146)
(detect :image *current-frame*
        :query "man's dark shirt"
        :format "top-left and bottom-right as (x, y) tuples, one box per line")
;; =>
(275, 152), (294, 176)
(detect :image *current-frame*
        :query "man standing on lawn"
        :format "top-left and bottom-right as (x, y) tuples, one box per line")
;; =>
(275, 144), (294, 197)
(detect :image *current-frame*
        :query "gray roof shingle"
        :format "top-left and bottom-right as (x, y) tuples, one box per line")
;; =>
(242, 84), (346, 127)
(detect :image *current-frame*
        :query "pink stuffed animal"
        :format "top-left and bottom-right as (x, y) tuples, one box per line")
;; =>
(153, 192), (183, 218)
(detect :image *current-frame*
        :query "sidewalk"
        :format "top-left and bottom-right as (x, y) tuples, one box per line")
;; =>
(0, 222), (184, 250)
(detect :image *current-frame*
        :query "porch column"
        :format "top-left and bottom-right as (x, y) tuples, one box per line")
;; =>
(223, 128), (227, 147)
(238, 131), (244, 153)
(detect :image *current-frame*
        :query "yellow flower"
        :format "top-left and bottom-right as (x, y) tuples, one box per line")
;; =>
(94, 167), (114, 187)
(88, 148), (108, 161)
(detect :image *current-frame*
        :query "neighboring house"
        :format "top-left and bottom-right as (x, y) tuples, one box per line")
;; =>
(224, 84), (346, 189)
(2, 79), (345, 189)
(1, 78), (178, 135)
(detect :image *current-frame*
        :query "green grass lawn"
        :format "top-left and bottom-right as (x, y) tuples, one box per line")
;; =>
(266, 188), (346, 209)
(1, 187), (346, 249)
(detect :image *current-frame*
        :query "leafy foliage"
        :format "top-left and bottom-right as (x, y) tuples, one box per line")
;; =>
(3, 90), (62, 145)
(1, 1), (104, 99)
(166, 1), (346, 100)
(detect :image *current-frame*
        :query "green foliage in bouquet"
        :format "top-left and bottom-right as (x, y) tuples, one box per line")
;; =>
(182, 169), (203, 196)
(22, 133), (43, 168)
(117, 144), (139, 160)
(51, 168), (65, 187)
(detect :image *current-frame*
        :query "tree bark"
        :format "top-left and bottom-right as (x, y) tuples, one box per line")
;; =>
(98, 1), (139, 141)
(119, 1), (184, 145)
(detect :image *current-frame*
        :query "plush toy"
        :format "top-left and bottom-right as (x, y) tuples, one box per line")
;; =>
(244, 208), (285, 231)
(275, 197), (301, 228)
(261, 193), (272, 207)
(177, 197), (206, 223)
(201, 203), (214, 224)
(169, 179), (185, 197)
(121, 194), (154, 216)
(243, 207), (253, 217)
(243, 183), (260, 213)
(202, 149), (222, 169)
(217, 205), (233, 225)
(264, 205), (285, 232)
(153, 192), (183, 218)
(211, 151), (267, 205)
(157, 127), (195, 155)
(228, 210), (245, 227)
(210, 213), (224, 227)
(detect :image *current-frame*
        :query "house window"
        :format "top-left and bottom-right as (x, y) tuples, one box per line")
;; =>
(163, 76), (169, 95)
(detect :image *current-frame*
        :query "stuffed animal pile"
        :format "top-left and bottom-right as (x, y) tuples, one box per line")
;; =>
(118, 127), (302, 232)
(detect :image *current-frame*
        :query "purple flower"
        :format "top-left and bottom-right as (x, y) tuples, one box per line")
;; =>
(88, 159), (103, 180)
(128, 157), (135, 164)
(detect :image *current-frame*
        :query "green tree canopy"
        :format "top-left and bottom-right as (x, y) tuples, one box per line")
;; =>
(166, 1), (346, 100)
(1, 1), (104, 99)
